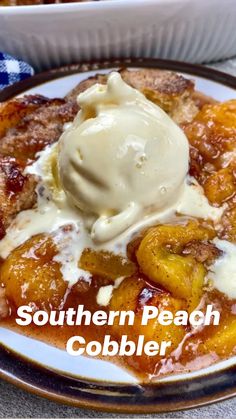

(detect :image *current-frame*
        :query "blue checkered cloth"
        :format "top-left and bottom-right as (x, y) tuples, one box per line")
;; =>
(0, 52), (34, 91)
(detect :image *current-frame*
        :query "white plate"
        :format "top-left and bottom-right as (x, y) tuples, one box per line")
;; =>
(0, 62), (236, 412)
(1, 65), (236, 382)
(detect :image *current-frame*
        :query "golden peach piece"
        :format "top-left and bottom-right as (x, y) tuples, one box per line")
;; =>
(187, 262), (206, 312)
(110, 276), (145, 312)
(201, 316), (236, 357)
(0, 234), (68, 311)
(137, 292), (185, 344)
(220, 206), (236, 243)
(108, 276), (147, 344)
(79, 249), (136, 281)
(110, 280), (185, 374)
(136, 222), (213, 305)
(183, 100), (236, 163)
(204, 166), (236, 205)
(110, 277), (184, 344)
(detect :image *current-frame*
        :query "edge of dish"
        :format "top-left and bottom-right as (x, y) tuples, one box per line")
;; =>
(0, 57), (236, 413)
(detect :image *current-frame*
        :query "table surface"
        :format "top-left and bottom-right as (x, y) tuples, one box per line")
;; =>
(1, 58), (236, 419)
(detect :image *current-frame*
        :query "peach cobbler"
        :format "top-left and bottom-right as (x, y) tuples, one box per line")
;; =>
(0, 68), (236, 380)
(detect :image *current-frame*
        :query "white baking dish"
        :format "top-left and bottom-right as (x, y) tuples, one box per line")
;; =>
(1, 0), (236, 71)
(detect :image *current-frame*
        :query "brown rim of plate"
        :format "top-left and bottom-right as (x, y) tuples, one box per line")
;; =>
(0, 57), (236, 413)
(2, 57), (236, 102)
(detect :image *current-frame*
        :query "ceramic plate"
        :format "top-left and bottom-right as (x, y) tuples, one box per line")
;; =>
(1, 0), (236, 70)
(0, 58), (236, 413)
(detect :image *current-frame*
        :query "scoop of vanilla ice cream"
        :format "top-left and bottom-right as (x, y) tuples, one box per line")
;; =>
(58, 72), (189, 243)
